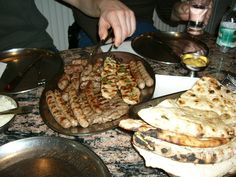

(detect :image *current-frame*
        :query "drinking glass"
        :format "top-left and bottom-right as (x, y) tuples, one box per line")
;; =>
(187, 0), (211, 35)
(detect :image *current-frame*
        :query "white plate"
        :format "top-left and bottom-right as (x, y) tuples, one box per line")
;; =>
(153, 74), (199, 98)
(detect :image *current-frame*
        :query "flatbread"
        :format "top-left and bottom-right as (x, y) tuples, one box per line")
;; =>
(177, 76), (236, 127)
(133, 132), (236, 164)
(133, 144), (236, 177)
(119, 119), (230, 148)
(138, 99), (235, 138)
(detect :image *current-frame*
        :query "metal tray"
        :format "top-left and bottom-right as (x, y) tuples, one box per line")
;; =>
(40, 51), (155, 136)
(0, 136), (111, 177)
(131, 31), (209, 64)
(0, 48), (64, 94)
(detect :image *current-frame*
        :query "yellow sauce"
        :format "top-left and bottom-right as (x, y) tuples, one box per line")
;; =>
(181, 54), (208, 67)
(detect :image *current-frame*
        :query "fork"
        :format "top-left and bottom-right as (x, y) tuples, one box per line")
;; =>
(90, 29), (114, 57)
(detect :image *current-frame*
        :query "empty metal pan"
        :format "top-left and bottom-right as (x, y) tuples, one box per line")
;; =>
(0, 136), (111, 177)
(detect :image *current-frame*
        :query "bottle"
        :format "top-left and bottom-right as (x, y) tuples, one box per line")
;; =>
(216, 2), (236, 53)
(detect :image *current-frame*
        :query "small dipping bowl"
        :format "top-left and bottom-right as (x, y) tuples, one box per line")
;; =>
(181, 53), (209, 77)
(0, 95), (18, 132)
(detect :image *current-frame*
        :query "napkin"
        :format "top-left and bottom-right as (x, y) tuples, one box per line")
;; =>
(101, 41), (140, 56)
(0, 62), (7, 78)
(153, 74), (199, 98)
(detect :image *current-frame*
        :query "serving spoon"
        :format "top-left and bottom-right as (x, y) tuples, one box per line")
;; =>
(0, 106), (33, 115)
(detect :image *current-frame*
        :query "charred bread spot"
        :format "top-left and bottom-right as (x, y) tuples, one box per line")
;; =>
(198, 159), (205, 164)
(177, 100), (185, 105)
(209, 90), (215, 94)
(197, 124), (204, 137)
(179, 153), (196, 162)
(171, 155), (181, 161)
(226, 89), (231, 93)
(161, 148), (168, 154)
(147, 130), (158, 139)
(161, 115), (169, 120)
(212, 98), (219, 102)
(211, 153), (217, 163)
(216, 85), (221, 90)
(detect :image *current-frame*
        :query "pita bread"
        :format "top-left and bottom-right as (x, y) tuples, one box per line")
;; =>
(177, 76), (236, 127)
(133, 132), (235, 164)
(138, 99), (235, 138)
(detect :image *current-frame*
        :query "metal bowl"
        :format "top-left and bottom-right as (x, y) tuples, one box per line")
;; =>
(180, 53), (209, 77)
(0, 136), (111, 177)
(0, 94), (18, 133)
(0, 48), (64, 94)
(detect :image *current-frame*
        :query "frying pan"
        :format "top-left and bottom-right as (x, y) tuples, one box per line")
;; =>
(0, 136), (111, 177)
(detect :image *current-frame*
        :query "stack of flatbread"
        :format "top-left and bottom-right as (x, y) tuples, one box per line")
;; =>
(119, 76), (236, 177)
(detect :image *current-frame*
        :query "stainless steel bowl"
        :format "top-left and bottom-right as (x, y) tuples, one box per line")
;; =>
(0, 136), (111, 177)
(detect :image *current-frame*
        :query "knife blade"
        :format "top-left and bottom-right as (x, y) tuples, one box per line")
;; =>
(4, 55), (43, 92)
(0, 106), (34, 115)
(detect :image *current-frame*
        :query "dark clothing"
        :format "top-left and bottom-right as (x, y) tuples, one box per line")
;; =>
(72, 0), (180, 47)
(0, 0), (55, 52)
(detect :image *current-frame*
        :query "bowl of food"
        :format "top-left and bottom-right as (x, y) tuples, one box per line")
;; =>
(0, 95), (18, 132)
(181, 53), (209, 77)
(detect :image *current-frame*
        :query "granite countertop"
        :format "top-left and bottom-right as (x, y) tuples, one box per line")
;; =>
(0, 34), (235, 177)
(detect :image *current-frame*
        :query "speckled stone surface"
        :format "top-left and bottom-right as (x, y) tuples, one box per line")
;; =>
(0, 34), (235, 177)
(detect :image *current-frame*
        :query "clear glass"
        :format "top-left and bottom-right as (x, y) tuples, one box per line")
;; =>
(187, 0), (211, 35)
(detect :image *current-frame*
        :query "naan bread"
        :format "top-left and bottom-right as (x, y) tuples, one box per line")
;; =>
(133, 132), (236, 164)
(119, 119), (230, 148)
(177, 76), (236, 127)
(138, 99), (235, 138)
(134, 144), (236, 177)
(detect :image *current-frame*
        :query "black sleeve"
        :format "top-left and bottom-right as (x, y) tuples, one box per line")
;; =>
(72, 8), (100, 44)
(155, 0), (181, 27)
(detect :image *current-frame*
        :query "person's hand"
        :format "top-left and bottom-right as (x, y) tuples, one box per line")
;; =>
(171, 0), (213, 25)
(97, 0), (136, 47)
(171, 1), (190, 22)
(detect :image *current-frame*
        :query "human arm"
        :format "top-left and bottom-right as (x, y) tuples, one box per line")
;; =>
(62, 0), (136, 46)
(155, 0), (181, 26)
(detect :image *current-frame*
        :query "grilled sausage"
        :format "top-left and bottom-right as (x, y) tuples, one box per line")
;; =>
(68, 88), (89, 128)
(57, 73), (70, 90)
(129, 60), (145, 89)
(46, 90), (72, 128)
(54, 89), (78, 127)
(137, 61), (154, 87)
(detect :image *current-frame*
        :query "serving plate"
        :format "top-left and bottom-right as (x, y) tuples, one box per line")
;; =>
(0, 48), (64, 94)
(0, 136), (111, 177)
(131, 31), (209, 64)
(40, 51), (155, 136)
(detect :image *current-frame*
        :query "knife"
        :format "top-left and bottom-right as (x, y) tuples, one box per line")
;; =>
(0, 106), (33, 115)
(4, 55), (43, 91)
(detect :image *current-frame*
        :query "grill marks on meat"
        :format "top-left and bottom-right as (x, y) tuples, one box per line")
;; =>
(68, 88), (89, 128)
(46, 57), (151, 129)
(54, 89), (78, 127)
(101, 57), (118, 99)
(129, 60), (145, 89)
(85, 81), (102, 114)
(136, 61), (154, 87)
(46, 90), (72, 128)
(57, 73), (70, 90)
(117, 63), (140, 105)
